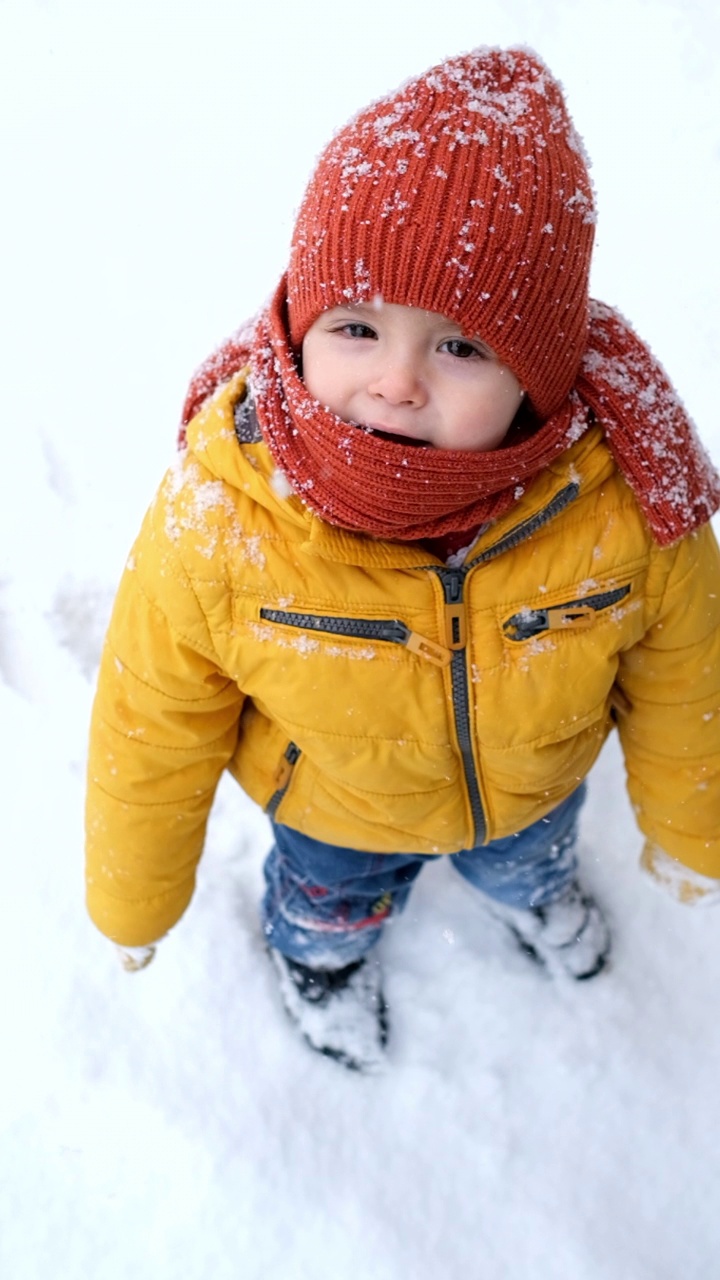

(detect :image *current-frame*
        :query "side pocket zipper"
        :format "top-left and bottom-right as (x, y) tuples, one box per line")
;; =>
(266, 742), (301, 818)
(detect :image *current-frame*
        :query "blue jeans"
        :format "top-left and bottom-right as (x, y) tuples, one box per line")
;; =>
(261, 785), (586, 968)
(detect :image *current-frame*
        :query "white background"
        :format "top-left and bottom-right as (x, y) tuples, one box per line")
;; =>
(1, 2), (719, 1276)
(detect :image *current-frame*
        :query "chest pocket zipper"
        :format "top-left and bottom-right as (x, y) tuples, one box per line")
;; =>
(259, 608), (452, 667)
(503, 585), (632, 642)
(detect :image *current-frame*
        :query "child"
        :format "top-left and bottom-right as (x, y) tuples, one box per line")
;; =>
(86, 47), (720, 1072)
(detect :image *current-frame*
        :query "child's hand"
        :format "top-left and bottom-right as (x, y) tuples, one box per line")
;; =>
(641, 842), (720, 907)
(115, 942), (158, 972)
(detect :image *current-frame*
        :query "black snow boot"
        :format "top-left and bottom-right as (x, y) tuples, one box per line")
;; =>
(487, 880), (611, 980)
(268, 949), (388, 1072)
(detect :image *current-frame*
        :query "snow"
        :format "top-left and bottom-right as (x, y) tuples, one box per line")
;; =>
(1, 1), (720, 1278)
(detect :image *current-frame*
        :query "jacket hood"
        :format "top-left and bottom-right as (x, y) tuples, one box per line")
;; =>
(185, 372), (312, 534)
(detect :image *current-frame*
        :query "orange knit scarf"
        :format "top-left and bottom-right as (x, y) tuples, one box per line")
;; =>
(181, 283), (719, 548)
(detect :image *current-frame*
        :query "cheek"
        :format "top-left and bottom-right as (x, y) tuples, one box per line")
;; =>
(301, 346), (340, 411)
(300, 345), (355, 420)
(457, 372), (522, 425)
(489, 372), (524, 425)
(451, 373), (524, 449)
(497, 366), (523, 402)
(300, 337), (324, 398)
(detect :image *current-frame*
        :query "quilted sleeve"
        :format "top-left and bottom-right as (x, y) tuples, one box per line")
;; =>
(616, 522), (720, 876)
(85, 496), (245, 946)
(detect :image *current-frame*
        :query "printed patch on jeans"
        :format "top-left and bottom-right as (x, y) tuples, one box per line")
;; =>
(371, 893), (393, 917)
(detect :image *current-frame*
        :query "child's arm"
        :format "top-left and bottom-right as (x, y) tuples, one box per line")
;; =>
(86, 489), (245, 951)
(615, 521), (720, 883)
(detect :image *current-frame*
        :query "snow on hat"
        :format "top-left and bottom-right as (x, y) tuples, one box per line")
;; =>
(287, 46), (596, 421)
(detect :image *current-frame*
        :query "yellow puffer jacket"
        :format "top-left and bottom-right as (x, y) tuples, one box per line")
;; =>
(86, 372), (720, 944)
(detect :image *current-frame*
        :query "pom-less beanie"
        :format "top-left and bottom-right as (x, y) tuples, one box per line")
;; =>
(286, 47), (596, 420)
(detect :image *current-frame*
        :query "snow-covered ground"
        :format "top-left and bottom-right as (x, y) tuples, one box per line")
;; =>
(2, 2), (719, 1276)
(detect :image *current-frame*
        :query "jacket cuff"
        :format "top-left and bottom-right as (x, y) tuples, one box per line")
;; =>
(640, 841), (720, 906)
(115, 942), (159, 972)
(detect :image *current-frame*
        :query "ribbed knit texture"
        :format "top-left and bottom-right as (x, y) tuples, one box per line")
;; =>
(287, 47), (596, 421)
(180, 288), (719, 548)
(180, 46), (720, 546)
(250, 278), (582, 539)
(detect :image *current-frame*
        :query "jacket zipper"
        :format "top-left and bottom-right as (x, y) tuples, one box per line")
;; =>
(266, 741), (301, 818)
(263, 480), (580, 846)
(259, 609), (452, 666)
(503, 584), (631, 641)
(433, 567), (486, 842)
(427, 481), (581, 847)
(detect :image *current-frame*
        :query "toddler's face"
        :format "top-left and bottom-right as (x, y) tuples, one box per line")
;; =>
(301, 301), (524, 451)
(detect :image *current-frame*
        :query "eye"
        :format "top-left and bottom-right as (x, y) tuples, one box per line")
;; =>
(439, 338), (486, 360)
(333, 322), (378, 340)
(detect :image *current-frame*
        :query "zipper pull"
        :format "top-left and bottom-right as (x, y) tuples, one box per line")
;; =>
(504, 604), (595, 641)
(404, 631), (453, 667)
(441, 570), (467, 650)
(390, 620), (452, 666)
(545, 605), (594, 630)
(274, 742), (300, 788)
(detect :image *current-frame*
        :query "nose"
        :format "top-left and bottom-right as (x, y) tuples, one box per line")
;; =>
(367, 352), (426, 407)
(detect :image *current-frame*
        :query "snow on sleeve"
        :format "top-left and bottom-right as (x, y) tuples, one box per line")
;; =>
(159, 450), (268, 566)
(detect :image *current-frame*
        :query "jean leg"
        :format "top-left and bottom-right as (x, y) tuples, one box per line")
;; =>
(262, 824), (426, 968)
(450, 784), (587, 910)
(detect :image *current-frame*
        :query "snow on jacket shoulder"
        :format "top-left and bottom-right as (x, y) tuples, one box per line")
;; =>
(86, 372), (720, 944)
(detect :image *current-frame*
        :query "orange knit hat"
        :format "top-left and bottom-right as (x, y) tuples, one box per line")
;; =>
(287, 47), (596, 421)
